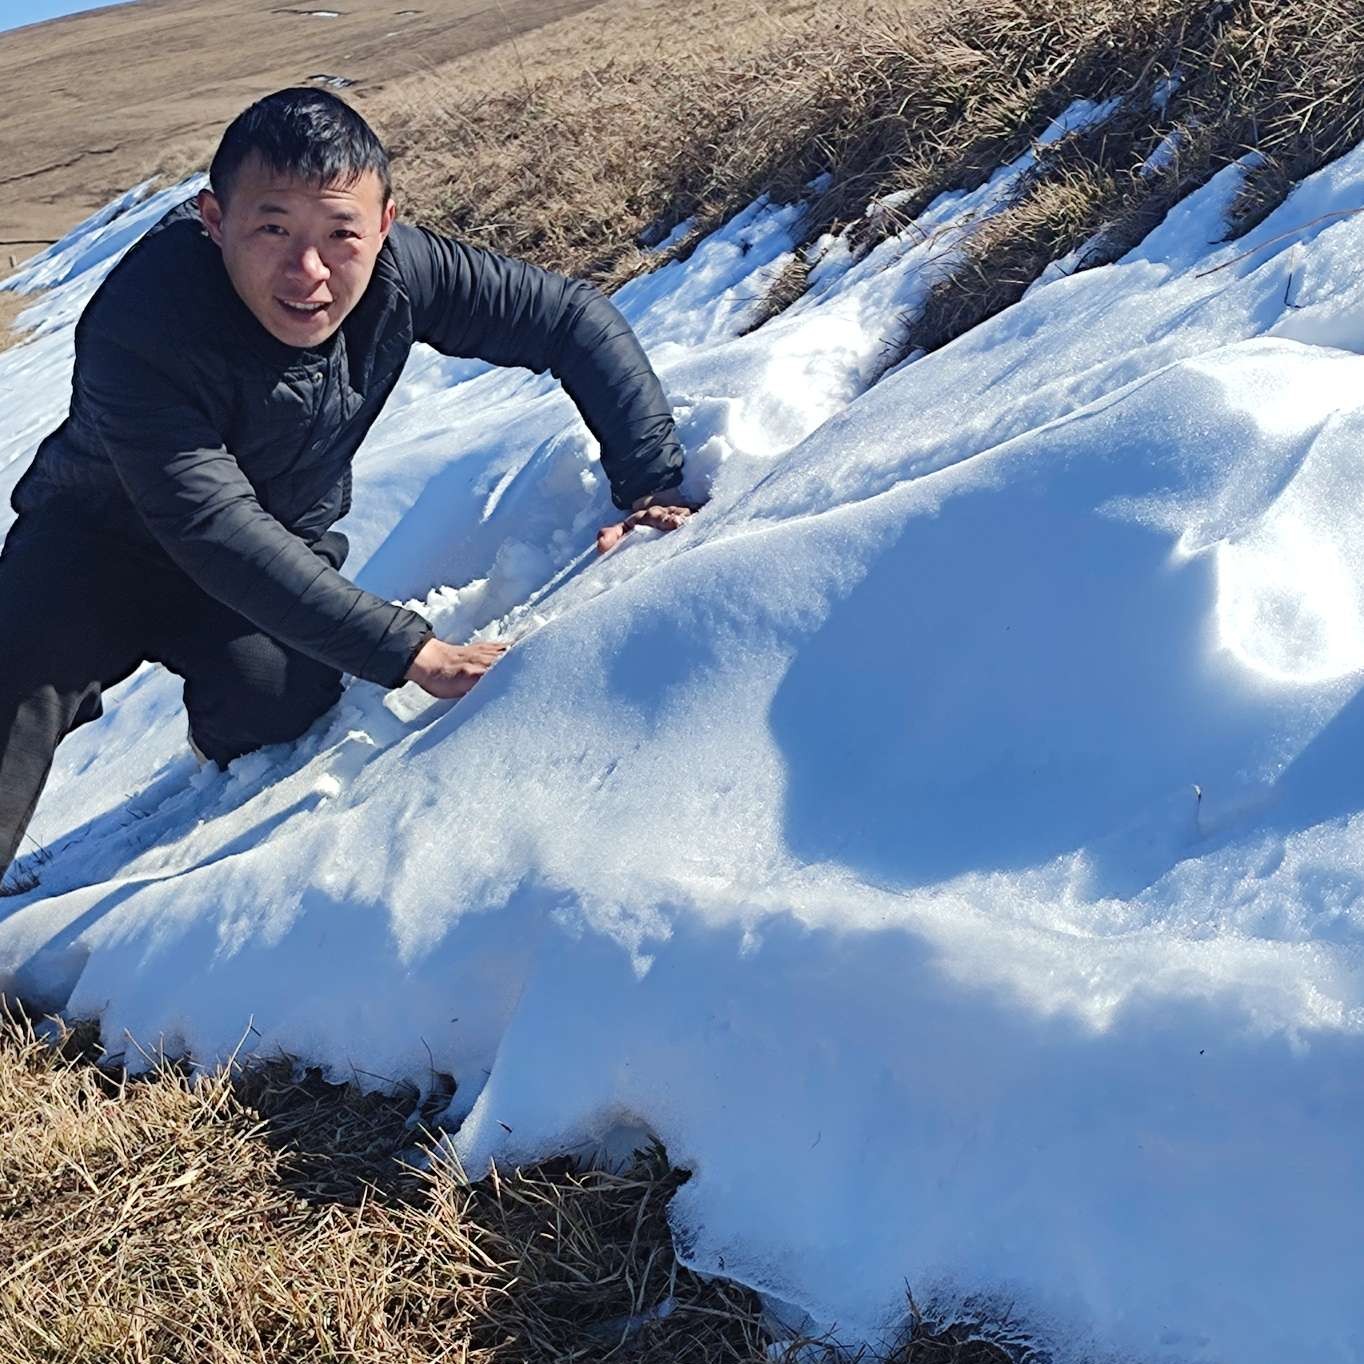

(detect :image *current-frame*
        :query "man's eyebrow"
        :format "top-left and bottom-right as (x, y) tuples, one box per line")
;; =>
(252, 200), (364, 222)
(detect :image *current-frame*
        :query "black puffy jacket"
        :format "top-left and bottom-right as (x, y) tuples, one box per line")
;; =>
(12, 200), (684, 687)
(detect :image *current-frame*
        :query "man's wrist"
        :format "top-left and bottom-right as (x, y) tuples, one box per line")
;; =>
(398, 629), (436, 686)
(630, 485), (698, 512)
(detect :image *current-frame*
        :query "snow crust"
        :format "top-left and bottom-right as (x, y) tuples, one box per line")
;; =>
(6, 123), (1364, 1362)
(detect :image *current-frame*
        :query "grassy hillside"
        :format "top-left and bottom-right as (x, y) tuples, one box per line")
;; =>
(368, 0), (1364, 337)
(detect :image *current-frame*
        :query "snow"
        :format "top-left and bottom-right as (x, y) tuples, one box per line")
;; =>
(1141, 127), (1187, 178)
(642, 216), (695, 253)
(2, 176), (206, 299)
(5, 124), (1364, 1364)
(1152, 73), (1182, 114)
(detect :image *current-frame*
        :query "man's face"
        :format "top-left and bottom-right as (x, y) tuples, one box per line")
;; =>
(198, 156), (396, 348)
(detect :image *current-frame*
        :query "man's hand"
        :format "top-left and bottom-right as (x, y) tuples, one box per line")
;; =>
(596, 492), (703, 555)
(405, 637), (508, 699)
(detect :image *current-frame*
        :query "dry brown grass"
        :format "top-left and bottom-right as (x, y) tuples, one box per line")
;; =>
(0, 1008), (771, 1363)
(126, 0), (1364, 356)
(357, 0), (1364, 348)
(863, 0), (1364, 356)
(369, 0), (848, 286)
(366, 0), (1181, 283)
(739, 254), (813, 336)
(0, 291), (41, 354)
(0, 1009), (1019, 1364)
(79, 0), (1361, 361)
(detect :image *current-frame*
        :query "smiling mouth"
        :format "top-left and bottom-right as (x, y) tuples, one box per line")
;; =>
(277, 298), (330, 317)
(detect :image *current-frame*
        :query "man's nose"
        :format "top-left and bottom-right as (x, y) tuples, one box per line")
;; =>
(287, 243), (329, 280)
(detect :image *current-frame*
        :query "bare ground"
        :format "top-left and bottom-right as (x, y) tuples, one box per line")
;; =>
(0, 0), (607, 249)
(0, 291), (40, 352)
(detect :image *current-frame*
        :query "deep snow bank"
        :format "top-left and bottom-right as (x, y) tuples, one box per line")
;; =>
(5, 117), (1364, 1363)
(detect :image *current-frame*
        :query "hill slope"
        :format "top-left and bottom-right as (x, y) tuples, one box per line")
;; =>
(4, 101), (1364, 1364)
(0, 0), (604, 249)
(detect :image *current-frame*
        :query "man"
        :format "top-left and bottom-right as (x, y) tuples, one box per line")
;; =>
(0, 88), (695, 883)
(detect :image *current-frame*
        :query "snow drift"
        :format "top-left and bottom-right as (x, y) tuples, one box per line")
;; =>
(5, 112), (1364, 1363)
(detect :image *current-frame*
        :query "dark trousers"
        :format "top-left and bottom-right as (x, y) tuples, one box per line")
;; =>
(0, 510), (346, 879)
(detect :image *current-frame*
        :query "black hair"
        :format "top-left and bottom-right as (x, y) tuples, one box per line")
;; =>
(209, 87), (392, 206)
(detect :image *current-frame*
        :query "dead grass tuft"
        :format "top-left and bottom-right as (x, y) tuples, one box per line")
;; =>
(893, 1311), (1022, 1363)
(740, 253), (812, 335)
(0, 290), (42, 355)
(0, 1005), (774, 1362)
(904, 161), (1115, 353)
(141, 134), (217, 197)
(1220, 1), (1364, 229)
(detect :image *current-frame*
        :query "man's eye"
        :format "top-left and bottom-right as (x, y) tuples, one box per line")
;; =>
(332, 229), (359, 239)
(258, 223), (286, 235)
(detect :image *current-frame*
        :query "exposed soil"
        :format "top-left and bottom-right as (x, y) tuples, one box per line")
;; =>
(0, 291), (40, 352)
(0, 0), (606, 249)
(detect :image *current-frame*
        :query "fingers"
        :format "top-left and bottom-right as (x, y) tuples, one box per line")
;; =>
(631, 492), (706, 513)
(596, 504), (695, 554)
(449, 643), (507, 683)
(637, 506), (691, 532)
(415, 640), (510, 699)
(596, 521), (627, 554)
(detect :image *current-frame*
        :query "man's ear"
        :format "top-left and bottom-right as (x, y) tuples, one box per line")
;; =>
(198, 187), (226, 247)
(380, 197), (397, 239)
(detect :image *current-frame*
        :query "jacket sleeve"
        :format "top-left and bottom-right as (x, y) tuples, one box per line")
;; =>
(81, 331), (432, 687)
(394, 225), (684, 510)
